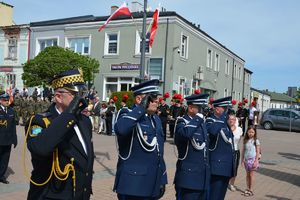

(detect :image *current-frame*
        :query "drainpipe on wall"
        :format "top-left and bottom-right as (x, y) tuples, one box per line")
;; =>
(26, 27), (31, 62)
(242, 68), (245, 100)
(231, 58), (235, 97)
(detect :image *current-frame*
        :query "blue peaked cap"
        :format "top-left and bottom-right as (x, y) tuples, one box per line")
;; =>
(185, 93), (209, 105)
(212, 96), (232, 107)
(130, 79), (160, 95)
(0, 91), (10, 99)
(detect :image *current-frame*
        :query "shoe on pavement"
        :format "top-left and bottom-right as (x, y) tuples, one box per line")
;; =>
(0, 178), (9, 184)
(228, 184), (236, 191)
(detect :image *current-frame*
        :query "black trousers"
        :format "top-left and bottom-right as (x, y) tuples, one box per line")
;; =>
(169, 123), (175, 138)
(241, 118), (246, 136)
(0, 145), (11, 179)
(106, 118), (112, 135)
(160, 118), (167, 141)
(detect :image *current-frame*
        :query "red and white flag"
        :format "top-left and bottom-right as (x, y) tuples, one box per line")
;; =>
(98, 3), (132, 32)
(149, 8), (159, 48)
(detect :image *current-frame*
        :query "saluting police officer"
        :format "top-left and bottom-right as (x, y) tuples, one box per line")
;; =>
(174, 94), (210, 200)
(114, 79), (167, 200)
(0, 92), (17, 184)
(25, 69), (94, 200)
(206, 97), (235, 200)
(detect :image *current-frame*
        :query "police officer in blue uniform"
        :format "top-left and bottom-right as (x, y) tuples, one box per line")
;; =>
(206, 96), (235, 200)
(25, 69), (94, 200)
(0, 92), (17, 184)
(174, 93), (210, 200)
(114, 79), (167, 200)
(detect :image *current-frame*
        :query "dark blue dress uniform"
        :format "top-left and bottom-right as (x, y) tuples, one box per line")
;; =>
(0, 92), (17, 184)
(24, 69), (94, 200)
(114, 80), (167, 200)
(174, 94), (210, 200)
(206, 97), (235, 200)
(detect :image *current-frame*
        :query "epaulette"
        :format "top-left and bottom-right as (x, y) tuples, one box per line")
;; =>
(115, 107), (132, 122)
(36, 111), (52, 118)
(175, 117), (189, 125)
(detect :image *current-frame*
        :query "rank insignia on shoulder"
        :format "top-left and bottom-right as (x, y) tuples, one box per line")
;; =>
(31, 125), (43, 136)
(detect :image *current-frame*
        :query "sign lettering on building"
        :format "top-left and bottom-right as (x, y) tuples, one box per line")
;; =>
(111, 63), (140, 71)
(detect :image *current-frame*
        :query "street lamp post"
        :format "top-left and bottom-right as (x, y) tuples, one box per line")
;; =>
(139, 0), (147, 83)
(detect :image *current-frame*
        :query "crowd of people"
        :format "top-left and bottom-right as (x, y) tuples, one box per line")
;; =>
(0, 68), (262, 200)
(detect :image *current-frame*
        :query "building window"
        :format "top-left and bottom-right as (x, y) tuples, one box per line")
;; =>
(104, 77), (138, 101)
(238, 92), (241, 101)
(239, 66), (242, 80)
(135, 31), (150, 54)
(214, 53), (220, 71)
(180, 34), (188, 59)
(234, 64), (238, 78)
(38, 38), (58, 53)
(148, 58), (163, 80)
(224, 88), (228, 97)
(232, 91), (236, 100)
(225, 59), (230, 75)
(104, 32), (119, 55)
(6, 73), (16, 86)
(207, 49), (212, 68)
(66, 37), (90, 55)
(7, 37), (18, 60)
(179, 77), (186, 95)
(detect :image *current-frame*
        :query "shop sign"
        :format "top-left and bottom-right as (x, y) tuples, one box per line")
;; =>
(111, 63), (140, 71)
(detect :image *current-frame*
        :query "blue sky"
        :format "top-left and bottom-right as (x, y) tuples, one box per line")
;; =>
(5, 0), (300, 93)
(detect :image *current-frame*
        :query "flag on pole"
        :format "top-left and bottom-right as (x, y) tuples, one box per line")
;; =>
(98, 3), (132, 32)
(149, 8), (159, 48)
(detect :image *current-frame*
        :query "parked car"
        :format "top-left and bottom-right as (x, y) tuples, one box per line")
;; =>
(260, 109), (300, 132)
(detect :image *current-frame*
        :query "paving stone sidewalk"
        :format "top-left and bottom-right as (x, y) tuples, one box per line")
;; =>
(0, 126), (299, 200)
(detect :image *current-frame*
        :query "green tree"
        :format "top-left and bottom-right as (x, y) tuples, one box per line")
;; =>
(297, 87), (300, 100)
(110, 91), (134, 110)
(22, 46), (100, 88)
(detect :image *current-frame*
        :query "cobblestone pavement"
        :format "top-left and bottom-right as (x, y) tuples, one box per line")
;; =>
(0, 126), (300, 200)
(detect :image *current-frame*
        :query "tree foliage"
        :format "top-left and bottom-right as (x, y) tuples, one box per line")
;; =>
(297, 87), (300, 100)
(22, 46), (100, 87)
(110, 91), (134, 110)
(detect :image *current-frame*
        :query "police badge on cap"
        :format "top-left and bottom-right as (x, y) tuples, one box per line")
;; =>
(130, 79), (160, 96)
(50, 68), (88, 94)
(185, 94), (209, 105)
(212, 96), (232, 107)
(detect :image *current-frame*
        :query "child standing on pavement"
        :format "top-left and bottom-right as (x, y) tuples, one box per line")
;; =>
(241, 125), (261, 197)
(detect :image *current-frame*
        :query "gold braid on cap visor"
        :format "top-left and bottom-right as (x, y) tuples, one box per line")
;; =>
(51, 74), (85, 90)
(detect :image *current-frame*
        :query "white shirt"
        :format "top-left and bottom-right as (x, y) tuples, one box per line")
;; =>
(55, 107), (87, 154)
(244, 139), (260, 159)
(232, 126), (243, 150)
(249, 107), (257, 120)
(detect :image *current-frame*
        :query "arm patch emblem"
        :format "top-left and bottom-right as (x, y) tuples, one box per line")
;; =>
(31, 125), (43, 136)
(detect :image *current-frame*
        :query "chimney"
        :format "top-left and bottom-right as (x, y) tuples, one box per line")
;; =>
(0, 2), (14, 26)
(111, 5), (119, 14)
(131, 1), (143, 12)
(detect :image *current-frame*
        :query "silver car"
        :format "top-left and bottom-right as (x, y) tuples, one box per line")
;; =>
(260, 109), (300, 131)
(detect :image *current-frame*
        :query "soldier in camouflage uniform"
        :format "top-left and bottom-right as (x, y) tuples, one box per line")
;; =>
(20, 96), (28, 126)
(13, 91), (22, 125)
(27, 96), (35, 119)
(34, 95), (44, 114)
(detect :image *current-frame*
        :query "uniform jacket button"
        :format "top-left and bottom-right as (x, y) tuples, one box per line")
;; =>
(84, 188), (87, 192)
(86, 172), (88, 176)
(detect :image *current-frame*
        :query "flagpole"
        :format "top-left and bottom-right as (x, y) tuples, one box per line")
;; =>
(139, 0), (147, 82)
